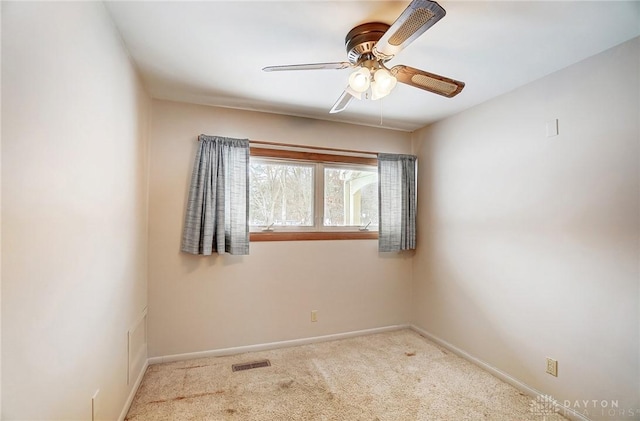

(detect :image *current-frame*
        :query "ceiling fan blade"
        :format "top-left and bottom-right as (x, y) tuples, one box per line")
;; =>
(373, 0), (446, 61)
(329, 90), (356, 114)
(391, 65), (464, 98)
(263, 62), (353, 72)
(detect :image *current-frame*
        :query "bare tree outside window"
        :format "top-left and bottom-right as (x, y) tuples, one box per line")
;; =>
(249, 161), (313, 227)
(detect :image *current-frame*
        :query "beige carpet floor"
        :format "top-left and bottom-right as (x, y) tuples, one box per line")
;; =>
(125, 329), (567, 420)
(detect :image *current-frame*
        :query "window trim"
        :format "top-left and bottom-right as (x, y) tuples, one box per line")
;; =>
(250, 147), (377, 166)
(249, 146), (379, 242)
(250, 231), (378, 242)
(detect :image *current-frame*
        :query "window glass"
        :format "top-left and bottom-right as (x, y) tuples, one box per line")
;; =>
(249, 160), (314, 227)
(324, 166), (378, 228)
(249, 153), (378, 233)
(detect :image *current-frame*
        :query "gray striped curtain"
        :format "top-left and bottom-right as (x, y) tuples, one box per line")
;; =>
(181, 135), (250, 255)
(378, 154), (417, 252)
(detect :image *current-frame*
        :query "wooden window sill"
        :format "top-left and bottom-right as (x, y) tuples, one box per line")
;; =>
(250, 231), (378, 242)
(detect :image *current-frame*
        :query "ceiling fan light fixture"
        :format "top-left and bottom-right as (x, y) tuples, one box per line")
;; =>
(263, 0), (465, 114)
(371, 68), (397, 100)
(348, 67), (371, 93)
(370, 81), (387, 100)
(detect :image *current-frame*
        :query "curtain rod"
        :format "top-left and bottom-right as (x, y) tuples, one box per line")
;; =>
(249, 139), (380, 157)
(199, 136), (384, 157)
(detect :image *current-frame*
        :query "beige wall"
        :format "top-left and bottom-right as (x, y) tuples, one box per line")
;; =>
(2, 3), (636, 418)
(147, 100), (413, 357)
(1, 3), (3, 415)
(0, 130), (2, 416)
(411, 37), (639, 419)
(2, 2), (149, 420)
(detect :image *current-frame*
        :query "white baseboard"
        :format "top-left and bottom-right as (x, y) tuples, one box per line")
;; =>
(118, 359), (149, 421)
(120, 324), (407, 419)
(409, 324), (591, 421)
(121, 324), (587, 421)
(148, 324), (409, 365)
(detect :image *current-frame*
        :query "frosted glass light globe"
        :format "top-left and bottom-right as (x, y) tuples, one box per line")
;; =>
(348, 67), (371, 93)
(371, 68), (397, 100)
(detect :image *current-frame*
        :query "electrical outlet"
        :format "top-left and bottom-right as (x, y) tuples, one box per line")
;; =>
(92, 389), (100, 421)
(546, 358), (558, 377)
(311, 310), (318, 322)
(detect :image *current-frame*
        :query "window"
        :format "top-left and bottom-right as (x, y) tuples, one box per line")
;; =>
(249, 147), (378, 241)
(323, 166), (378, 229)
(249, 160), (314, 228)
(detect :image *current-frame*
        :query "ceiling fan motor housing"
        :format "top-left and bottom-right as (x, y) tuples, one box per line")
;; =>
(345, 22), (390, 64)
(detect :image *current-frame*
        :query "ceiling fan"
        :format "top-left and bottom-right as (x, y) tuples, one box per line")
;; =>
(263, 0), (465, 114)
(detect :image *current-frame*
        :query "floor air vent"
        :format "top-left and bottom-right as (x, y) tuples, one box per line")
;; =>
(232, 359), (271, 372)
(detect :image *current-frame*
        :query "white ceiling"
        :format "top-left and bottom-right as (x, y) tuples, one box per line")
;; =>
(105, 1), (640, 132)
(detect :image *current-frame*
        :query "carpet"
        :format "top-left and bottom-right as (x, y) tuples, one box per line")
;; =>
(125, 329), (567, 420)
